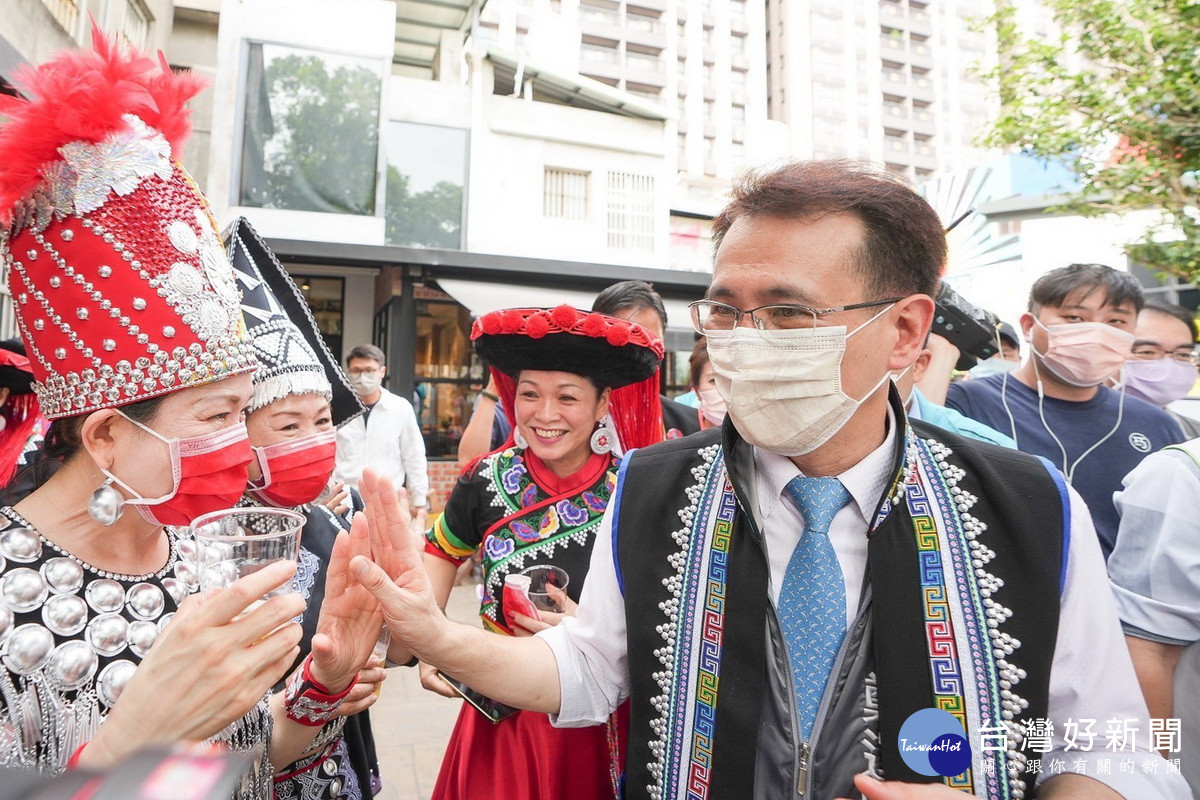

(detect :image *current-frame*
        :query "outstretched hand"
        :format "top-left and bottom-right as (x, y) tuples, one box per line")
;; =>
(837, 775), (978, 800)
(351, 471), (451, 662)
(308, 512), (384, 693)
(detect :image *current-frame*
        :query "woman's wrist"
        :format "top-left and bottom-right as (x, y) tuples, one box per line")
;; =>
(479, 390), (499, 403)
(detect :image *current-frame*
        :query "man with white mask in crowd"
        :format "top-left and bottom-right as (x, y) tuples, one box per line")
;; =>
(947, 264), (1184, 557)
(349, 160), (1184, 800)
(333, 343), (430, 529)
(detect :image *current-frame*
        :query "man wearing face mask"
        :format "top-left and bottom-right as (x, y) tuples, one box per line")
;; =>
(1123, 302), (1200, 438)
(350, 160), (1185, 800)
(892, 344), (1016, 448)
(946, 264), (1185, 557)
(332, 344), (430, 527)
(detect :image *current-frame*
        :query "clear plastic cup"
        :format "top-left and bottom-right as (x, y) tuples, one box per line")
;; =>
(519, 565), (570, 613)
(189, 507), (304, 613)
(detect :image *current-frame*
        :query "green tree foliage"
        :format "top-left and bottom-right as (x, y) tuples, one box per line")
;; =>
(980, 0), (1200, 277)
(245, 52), (381, 215)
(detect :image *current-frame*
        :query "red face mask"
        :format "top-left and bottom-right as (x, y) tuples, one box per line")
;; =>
(248, 429), (337, 508)
(103, 415), (254, 527)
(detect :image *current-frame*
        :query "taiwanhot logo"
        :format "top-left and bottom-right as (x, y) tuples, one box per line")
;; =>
(897, 709), (972, 778)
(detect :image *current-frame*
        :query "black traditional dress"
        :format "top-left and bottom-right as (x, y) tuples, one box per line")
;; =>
(0, 508), (274, 797)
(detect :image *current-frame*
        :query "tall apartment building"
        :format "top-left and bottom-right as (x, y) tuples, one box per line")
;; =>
(475, 0), (774, 219)
(765, 0), (994, 183)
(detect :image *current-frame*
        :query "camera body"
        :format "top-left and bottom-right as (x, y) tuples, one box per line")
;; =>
(931, 281), (1003, 371)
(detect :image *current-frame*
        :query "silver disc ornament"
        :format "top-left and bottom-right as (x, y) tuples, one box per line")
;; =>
(125, 583), (165, 621)
(41, 557), (85, 595)
(127, 620), (160, 658)
(2, 624), (54, 674)
(96, 659), (137, 707)
(85, 613), (128, 657)
(0, 528), (40, 563)
(46, 640), (99, 691)
(42, 594), (89, 636)
(85, 579), (125, 614)
(1, 568), (49, 613)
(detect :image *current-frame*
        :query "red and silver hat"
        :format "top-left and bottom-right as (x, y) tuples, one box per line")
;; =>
(0, 28), (256, 419)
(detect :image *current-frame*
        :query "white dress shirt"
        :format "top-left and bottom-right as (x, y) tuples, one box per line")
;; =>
(539, 422), (1188, 798)
(333, 388), (429, 506)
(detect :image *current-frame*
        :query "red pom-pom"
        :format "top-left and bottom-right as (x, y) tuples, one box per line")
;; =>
(581, 313), (608, 338)
(525, 313), (551, 339)
(500, 309), (526, 333)
(606, 323), (631, 347)
(480, 313), (502, 335)
(550, 305), (578, 329)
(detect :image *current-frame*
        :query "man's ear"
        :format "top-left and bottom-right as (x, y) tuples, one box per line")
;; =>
(378, 365), (388, 381)
(888, 294), (935, 372)
(1019, 312), (1036, 343)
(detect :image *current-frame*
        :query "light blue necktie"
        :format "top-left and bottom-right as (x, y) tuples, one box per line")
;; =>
(779, 474), (852, 740)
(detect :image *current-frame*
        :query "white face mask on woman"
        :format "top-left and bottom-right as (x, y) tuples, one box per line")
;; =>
(706, 305), (893, 457)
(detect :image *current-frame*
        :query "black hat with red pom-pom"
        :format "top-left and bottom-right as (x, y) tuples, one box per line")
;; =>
(470, 305), (666, 451)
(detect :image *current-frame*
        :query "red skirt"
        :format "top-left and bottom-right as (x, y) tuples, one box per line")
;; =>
(431, 701), (629, 800)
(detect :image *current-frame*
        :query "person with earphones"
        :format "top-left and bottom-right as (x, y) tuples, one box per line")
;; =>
(946, 263), (1184, 558)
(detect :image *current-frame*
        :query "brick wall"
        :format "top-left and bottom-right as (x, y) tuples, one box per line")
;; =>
(426, 459), (463, 513)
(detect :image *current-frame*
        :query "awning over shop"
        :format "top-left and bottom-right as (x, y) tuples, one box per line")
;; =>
(436, 278), (698, 350)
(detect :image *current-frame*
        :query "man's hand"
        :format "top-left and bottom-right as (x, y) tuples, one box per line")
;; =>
(351, 473), (451, 661)
(838, 774), (977, 800)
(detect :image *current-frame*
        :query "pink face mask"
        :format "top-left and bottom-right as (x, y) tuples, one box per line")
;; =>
(697, 386), (727, 426)
(1032, 318), (1135, 387)
(103, 414), (254, 527)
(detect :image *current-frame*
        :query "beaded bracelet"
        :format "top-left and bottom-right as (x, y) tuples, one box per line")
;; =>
(284, 655), (357, 727)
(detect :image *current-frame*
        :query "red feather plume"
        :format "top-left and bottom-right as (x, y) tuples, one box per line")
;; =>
(0, 22), (207, 225)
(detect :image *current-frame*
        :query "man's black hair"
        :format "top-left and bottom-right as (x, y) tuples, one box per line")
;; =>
(592, 280), (668, 329)
(1142, 302), (1199, 343)
(1027, 263), (1143, 314)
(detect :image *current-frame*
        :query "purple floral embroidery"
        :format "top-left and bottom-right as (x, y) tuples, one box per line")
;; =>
(557, 499), (589, 527)
(501, 463), (527, 494)
(483, 534), (515, 561)
(511, 520), (540, 543)
(538, 506), (561, 537)
(581, 491), (607, 513)
(520, 484), (539, 508)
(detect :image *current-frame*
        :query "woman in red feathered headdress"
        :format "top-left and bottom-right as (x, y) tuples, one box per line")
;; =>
(422, 305), (664, 800)
(0, 340), (48, 487)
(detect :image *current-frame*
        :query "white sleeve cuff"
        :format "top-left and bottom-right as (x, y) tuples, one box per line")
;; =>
(538, 618), (625, 728)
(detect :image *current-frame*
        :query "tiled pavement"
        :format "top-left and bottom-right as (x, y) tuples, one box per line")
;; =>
(372, 579), (481, 800)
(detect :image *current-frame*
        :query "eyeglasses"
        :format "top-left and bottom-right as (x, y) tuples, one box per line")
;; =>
(1130, 346), (1200, 366)
(689, 297), (902, 335)
(347, 368), (381, 377)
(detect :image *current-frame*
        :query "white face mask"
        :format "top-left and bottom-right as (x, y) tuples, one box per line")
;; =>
(890, 363), (916, 411)
(706, 304), (894, 457)
(349, 372), (382, 397)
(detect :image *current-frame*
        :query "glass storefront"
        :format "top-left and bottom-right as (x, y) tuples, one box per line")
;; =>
(414, 300), (488, 459)
(294, 276), (345, 361)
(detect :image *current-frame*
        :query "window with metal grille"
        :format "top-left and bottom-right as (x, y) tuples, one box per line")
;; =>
(606, 171), (655, 251)
(40, 0), (78, 35)
(543, 168), (589, 220)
